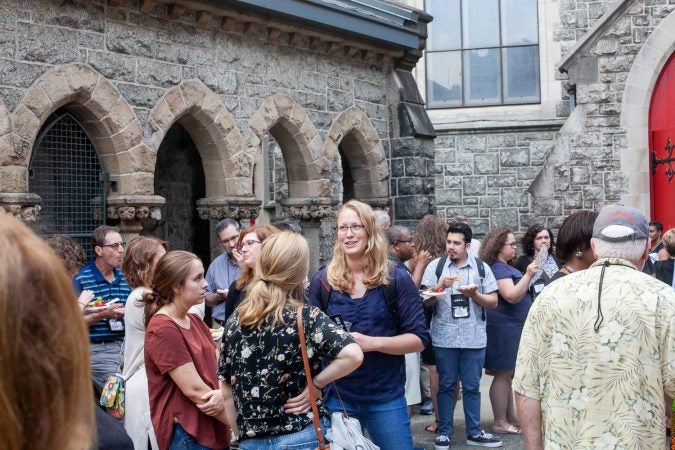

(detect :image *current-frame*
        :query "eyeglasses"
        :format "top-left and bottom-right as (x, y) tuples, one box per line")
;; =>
(395, 240), (413, 245)
(100, 242), (126, 250)
(220, 234), (240, 246)
(238, 239), (261, 250)
(502, 242), (517, 248)
(337, 224), (365, 234)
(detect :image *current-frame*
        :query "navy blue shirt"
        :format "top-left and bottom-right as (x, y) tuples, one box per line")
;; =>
(308, 266), (429, 403)
(74, 260), (131, 343)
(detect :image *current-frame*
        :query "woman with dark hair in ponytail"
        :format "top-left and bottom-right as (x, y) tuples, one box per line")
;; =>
(143, 251), (234, 450)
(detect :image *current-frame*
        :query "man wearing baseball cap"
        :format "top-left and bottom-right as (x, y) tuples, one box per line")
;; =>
(513, 205), (675, 449)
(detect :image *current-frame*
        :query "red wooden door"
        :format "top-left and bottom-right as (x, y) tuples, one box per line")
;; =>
(650, 129), (675, 230)
(649, 52), (675, 231)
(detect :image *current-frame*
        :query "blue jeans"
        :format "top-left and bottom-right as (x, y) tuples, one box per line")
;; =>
(238, 417), (329, 450)
(324, 395), (413, 450)
(433, 346), (486, 437)
(169, 423), (214, 450)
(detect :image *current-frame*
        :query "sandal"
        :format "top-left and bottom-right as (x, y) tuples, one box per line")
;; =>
(425, 421), (439, 433)
(492, 424), (522, 435)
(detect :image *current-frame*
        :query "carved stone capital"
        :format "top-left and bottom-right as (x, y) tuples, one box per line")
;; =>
(196, 197), (262, 221)
(101, 195), (166, 233)
(0, 193), (42, 222)
(280, 198), (337, 221)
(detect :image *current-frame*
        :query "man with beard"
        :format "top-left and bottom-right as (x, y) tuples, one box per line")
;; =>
(422, 222), (502, 449)
(74, 225), (130, 388)
(205, 218), (242, 326)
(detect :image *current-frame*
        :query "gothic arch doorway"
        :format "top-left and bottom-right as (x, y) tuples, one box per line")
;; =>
(147, 123), (210, 265)
(649, 52), (675, 230)
(29, 110), (106, 256)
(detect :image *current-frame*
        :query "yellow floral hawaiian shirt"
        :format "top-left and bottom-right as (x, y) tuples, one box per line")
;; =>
(514, 258), (675, 449)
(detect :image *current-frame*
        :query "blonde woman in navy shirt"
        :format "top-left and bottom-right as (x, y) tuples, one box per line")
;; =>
(308, 200), (429, 450)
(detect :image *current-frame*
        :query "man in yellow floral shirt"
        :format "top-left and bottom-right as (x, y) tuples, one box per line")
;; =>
(513, 205), (675, 449)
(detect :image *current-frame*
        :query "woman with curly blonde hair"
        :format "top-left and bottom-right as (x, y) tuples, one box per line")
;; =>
(307, 200), (429, 450)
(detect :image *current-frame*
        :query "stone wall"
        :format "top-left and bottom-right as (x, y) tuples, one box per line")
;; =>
(0, 0), (435, 267)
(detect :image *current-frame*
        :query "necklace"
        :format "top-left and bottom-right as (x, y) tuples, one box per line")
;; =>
(563, 264), (576, 273)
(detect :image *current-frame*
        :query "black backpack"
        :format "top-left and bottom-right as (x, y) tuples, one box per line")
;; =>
(433, 255), (487, 321)
(319, 260), (401, 329)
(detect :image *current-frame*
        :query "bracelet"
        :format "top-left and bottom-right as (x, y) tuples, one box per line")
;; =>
(312, 379), (323, 390)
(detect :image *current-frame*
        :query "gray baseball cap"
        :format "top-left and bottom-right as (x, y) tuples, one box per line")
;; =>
(592, 205), (648, 242)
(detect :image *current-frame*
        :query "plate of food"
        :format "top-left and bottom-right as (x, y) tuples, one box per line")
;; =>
(84, 298), (121, 314)
(420, 288), (446, 300)
(210, 327), (224, 341)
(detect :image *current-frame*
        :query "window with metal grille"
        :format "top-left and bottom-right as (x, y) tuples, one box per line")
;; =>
(29, 111), (105, 257)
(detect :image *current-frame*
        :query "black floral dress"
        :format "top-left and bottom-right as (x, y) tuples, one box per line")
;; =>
(217, 304), (354, 440)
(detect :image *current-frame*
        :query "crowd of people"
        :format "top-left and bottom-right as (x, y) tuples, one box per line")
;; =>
(0, 200), (673, 450)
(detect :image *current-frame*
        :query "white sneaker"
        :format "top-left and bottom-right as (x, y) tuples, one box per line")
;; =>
(435, 434), (451, 450)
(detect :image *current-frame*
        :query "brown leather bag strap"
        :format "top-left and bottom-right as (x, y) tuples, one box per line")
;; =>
(297, 306), (329, 449)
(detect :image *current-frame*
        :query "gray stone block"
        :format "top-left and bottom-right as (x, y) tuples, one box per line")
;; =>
(435, 135), (456, 147)
(39, 2), (104, 32)
(0, 58), (45, 88)
(570, 166), (590, 185)
(340, 76), (354, 92)
(435, 148), (456, 164)
(395, 196), (431, 220)
(487, 175), (516, 187)
(445, 206), (479, 218)
(88, 51), (136, 82)
(487, 134), (517, 148)
(354, 79), (385, 103)
(530, 141), (553, 162)
(444, 163), (473, 176)
(462, 176), (486, 196)
(17, 23), (78, 64)
(457, 135), (487, 153)
(354, 100), (388, 121)
(326, 88), (352, 111)
(137, 60), (181, 87)
(107, 22), (156, 58)
(391, 158), (405, 178)
(157, 23), (212, 48)
(435, 188), (462, 205)
(582, 185), (605, 202)
(533, 198), (562, 216)
(398, 177), (424, 195)
(517, 167), (540, 182)
(444, 176), (461, 189)
(471, 218), (490, 236)
(117, 83), (165, 108)
(0, 30), (14, 58)
(0, 86), (22, 112)
(306, 110), (333, 130)
(563, 191), (583, 209)
(298, 71), (327, 93)
(491, 208), (519, 228)
(404, 157), (427, 177)
(293, 91), (326, 110)
(196, 67), (237, 95)
(80, 31), (104, 50)
(500, 148), (530, 167)
(501, 188), (529, 207)
(479, 196), (500, 208)
(464, 197), (478, 205)
(156, 43), (190, 65)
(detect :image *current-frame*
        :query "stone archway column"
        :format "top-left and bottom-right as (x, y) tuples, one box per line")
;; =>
(196, 196), (262, 223)
(281, 197), (337, 275)
(0, 193), (42, 222)
(104, 195), (166, 240)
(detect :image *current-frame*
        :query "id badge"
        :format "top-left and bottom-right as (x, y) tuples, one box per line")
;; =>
(108, 319), (125, 332)
(329, 313), (348, 332)
(451, 293), (470, 319)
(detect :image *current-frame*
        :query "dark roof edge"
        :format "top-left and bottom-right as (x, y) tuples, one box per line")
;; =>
(212, 0), (431, 53)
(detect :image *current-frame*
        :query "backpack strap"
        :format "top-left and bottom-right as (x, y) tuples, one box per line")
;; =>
(319, 262), (400, 330)
(435, 255), (448, 282)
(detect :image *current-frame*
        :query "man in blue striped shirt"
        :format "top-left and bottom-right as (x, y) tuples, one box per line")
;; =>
(74, 225), (130, 388)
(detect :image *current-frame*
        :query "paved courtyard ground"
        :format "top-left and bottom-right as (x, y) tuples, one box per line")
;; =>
(411, 374), (525, 450)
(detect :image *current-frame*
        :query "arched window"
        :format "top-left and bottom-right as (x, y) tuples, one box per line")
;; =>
(29, 111), (105, 256)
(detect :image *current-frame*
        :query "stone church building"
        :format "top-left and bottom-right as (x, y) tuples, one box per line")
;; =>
(408, 0), (675, 236)
(0, 0), (435, 271)
(2, 0), (674, 270)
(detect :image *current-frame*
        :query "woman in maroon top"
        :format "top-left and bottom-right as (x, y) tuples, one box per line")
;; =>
(144, 250), (234, 450)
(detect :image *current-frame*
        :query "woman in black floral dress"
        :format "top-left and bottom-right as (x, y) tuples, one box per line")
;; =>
(218, 231), (363, 450)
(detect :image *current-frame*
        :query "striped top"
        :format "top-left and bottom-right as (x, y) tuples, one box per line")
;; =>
(73, 260), (131, 343)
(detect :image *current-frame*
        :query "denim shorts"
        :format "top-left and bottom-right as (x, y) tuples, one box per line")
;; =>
(238, 417), (329, 450)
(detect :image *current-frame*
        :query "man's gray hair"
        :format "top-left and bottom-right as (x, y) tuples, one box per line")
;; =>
(374, 209), (391, 228)
(591, 237), (647, 263)
(386, 225), (409, 245)
(215, 218), (240, 234)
